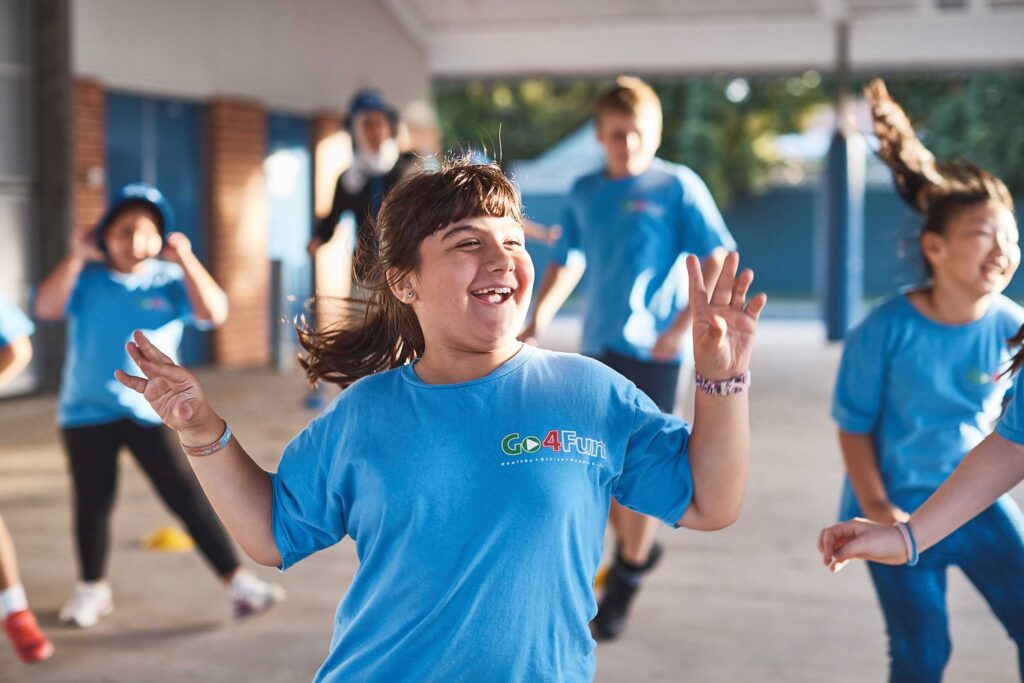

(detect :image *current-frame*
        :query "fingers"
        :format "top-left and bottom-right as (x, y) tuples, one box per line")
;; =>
(710, 252), (739, 306)
(686, 254), (707, 303)
(731, 269), (754, 310)
(132, 330), (174, 364)
(745, 293), (768, 321)
(114, 369), (147, 393)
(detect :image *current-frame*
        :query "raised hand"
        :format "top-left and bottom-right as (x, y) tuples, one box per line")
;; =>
(817, 519), (909, 574)
(70, 229), (101, 263)
(160, 232), (193, 265)
(686, 252), (767, 380)
(114, 330), (223, 445)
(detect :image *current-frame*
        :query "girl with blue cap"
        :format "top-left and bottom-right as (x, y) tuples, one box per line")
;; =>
(35, 184), (284, 628)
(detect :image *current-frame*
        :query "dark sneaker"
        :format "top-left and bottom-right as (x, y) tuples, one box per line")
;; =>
(590, 542), (663, 642)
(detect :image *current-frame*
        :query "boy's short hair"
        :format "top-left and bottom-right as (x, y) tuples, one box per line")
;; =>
(596, 76), (662, 126)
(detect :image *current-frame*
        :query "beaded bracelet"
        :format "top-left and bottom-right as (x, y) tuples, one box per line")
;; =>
(181, 422), (233, 458)
(694, 370), (751, 396)
(895, 521), (919, 567)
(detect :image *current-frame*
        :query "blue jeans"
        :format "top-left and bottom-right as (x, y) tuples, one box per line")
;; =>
(868, 493), (1024, 682)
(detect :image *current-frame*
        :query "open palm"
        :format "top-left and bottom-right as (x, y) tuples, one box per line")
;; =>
(115, 330), (214, 433)
(687, 252), (767, 380)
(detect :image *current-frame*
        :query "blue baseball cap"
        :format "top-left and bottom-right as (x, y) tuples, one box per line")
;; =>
(94, 183), (176, 249)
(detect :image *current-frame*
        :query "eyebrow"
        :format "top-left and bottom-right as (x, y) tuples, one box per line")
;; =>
(440, 225), (481, 242)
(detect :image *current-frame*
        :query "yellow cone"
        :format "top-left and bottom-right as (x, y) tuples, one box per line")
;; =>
(142, 526), (195, 553)
(593, 564), (609, 592)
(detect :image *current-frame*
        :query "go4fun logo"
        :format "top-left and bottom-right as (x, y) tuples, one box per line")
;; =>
(501, 430), (607, 459)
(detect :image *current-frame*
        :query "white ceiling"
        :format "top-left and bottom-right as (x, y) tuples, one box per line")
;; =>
(384, 0), (1024, 77)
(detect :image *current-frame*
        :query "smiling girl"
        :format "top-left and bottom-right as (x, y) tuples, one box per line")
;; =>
(115, 161), (765, 682)
(826, 80), (1024, 682)
(35, 184), (282, 628)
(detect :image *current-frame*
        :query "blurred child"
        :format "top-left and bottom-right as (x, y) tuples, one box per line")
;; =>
(0, 293), (53, 663)
(521, 76), (736, 640)
(34, 184), (283, 628)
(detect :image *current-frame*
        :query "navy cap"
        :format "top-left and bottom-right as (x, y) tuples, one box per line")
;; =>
(344, 88), (399, 132)
(94, 183), (176, 249)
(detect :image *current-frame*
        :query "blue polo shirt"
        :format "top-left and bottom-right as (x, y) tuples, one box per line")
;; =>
(552, 158), (735, 364)
(833, 292), (1024, 517)
(58, 260), (196, 428)
(271, 346), (693, 682)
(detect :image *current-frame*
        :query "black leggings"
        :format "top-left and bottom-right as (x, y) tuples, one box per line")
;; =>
(61, 419), (239, 582)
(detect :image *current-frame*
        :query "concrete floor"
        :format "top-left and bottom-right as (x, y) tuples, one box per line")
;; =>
(0, 319), (1021, 682)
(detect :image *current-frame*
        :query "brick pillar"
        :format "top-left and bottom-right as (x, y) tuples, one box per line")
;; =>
(208, 100), (269, 368)
(72, 79), (106, 234)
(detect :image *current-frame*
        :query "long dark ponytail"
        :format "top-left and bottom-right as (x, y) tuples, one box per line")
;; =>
(866, 78), (1023, 373)
(296, 158), (524, 388)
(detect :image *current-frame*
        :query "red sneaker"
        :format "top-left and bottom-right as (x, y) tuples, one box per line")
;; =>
(4, 610), (54, 663)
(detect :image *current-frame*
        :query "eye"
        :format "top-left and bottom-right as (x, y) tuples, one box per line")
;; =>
(505, 238), (523, 248)
(456, 239), (481, 249)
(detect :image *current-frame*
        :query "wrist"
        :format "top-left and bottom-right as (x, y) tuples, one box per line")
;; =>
(694, 369), (750, 396)
(179, 416), (226, 448)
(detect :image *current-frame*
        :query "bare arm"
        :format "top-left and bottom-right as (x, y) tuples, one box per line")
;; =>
(116, 331), (280, 566)
(0, 336), (32, 387)
(652, 249), (727, 360)
(819, 432), (1024, 571)
(677, 252), (767, 531)
(34, 231), (97, 320)
(520, 260), (585, 341)
(839, 430), (908, 524)
(162, 233), (228, 326)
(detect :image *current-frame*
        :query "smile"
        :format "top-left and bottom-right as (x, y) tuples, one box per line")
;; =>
(470, 286), (516, 305)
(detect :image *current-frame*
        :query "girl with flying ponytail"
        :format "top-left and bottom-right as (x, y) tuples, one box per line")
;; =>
(821, 79), (1024, 681)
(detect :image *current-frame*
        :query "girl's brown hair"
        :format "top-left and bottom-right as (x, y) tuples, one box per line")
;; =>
(867, 79), (1023, 374)
(297, 158), (524, 388)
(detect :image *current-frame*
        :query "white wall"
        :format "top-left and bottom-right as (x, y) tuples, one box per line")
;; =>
(71, 0), (429, 112)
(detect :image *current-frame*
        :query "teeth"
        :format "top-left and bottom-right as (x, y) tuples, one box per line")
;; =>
(472, 286), (513, 295)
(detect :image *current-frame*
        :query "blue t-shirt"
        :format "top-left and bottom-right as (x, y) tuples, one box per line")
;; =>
(552, 158), (735, 364)
(996, 360), (1024, 444)
(58, 260), (196, 428)
(832, 292), (1024, 518)
(0, 294), (34, 349)
(271, 346), (693, 682)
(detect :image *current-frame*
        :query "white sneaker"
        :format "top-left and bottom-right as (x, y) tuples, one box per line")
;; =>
(59, 581), (114, 628)
(229, 570), (285, 619)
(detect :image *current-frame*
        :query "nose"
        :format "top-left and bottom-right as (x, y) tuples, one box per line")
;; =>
(625, 132), (641, 153)
(484, 241), (516, 273)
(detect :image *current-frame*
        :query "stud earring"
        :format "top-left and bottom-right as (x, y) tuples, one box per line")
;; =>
(406, 291), (415, 299)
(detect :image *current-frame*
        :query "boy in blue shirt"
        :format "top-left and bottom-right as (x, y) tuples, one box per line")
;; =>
(0, 294), (54, 664)
(522, 76), (736, 640)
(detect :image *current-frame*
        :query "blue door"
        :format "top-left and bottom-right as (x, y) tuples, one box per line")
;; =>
(265, 113), (313, 361)
(106, 92), (208, 365)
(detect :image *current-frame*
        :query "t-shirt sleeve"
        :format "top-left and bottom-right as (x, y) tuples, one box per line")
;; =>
(270, 412), (349, 570)
(0, 296), (33, 349)
(832, 315), (888, 435)
(613, 386), (693, 527)
(168, 273), (200, 327)
(996, 376), (1024, 444)
(677, 169), (736, 258)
